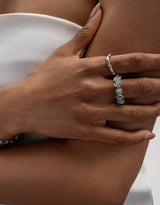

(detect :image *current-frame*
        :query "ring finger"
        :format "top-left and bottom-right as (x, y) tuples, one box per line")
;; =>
(87, 103), (160, 124)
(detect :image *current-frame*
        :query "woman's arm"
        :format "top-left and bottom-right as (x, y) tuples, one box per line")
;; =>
(1, 3), (160, 205)
(0, 84), (23, 146)
(0, 138), (150, 205)
(84, 0), (160, 203)
(9, 8), (156, 146)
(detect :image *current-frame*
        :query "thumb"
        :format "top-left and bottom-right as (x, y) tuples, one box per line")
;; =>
(68, 3), (102, 55)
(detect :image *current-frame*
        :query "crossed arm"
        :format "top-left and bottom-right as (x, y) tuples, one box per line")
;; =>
(1, 1), (160, 205)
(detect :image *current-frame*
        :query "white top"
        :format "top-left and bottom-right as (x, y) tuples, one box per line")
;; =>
(0, 13), (153, 205)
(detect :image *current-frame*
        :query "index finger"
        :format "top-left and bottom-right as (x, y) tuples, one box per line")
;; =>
(84, 53), (160, 77)
(110, 53), (160, 75)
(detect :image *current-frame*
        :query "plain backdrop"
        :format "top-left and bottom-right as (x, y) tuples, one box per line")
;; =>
(144, 116), (160, 205)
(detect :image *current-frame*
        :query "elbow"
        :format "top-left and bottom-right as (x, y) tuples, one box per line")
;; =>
(98, 188), (128, 205)
(88, 167), (131, 205)
(88, 176), (130, 205)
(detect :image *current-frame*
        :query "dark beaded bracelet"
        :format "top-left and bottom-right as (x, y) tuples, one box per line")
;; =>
(0, 134), (22, 145)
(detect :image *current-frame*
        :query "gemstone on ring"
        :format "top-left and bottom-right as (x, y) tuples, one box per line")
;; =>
(116, 95), (125, 105)
(114, 75), (121, 81)
(115, 87), (122, 95)
(114, 81), (121, 87)
(117, 98), (125, 105)
(113, 75), (125, 105)
(116, 95), (124, 100)
(113, 75), (122, 87)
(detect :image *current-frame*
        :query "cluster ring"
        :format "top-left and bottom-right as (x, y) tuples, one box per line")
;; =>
(113, 75), (125, 105)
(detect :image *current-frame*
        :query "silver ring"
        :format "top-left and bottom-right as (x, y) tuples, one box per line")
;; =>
(0, 134), (22, 145)
(106, 54), (116, 76)
(113, 75), (125, 105)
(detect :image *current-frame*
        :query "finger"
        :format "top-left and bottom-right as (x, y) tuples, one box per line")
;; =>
(66, 3), (102, 55)
(110, 53), (160, 75)
(78, 102), (160, 125)
(82, 126), (155, 145)
(121, 78), (160, 99)
(82, 53), (160, 77)
(79, 56), (107, 77)
(121, 78), (154, 98)
(97, 103), (160, 122)
(79, 77), (160, 106)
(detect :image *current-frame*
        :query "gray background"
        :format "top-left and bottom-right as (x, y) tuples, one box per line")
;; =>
(144, 116), (160, 205)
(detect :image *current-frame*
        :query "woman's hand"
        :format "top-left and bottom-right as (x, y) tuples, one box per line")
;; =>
(7, 6), (159, 146)
(110, 53), (160, 105)
(107, 53), (160, 132)
(0, 3), (159, 146)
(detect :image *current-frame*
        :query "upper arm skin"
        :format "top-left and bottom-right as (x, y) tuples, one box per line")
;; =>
(0, 0), (98, 26)
(0, 139), (148, 205)
(83, 0), (160, 203)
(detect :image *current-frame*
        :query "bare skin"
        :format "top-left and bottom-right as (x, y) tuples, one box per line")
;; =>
(85, 0), (160, 203)
(0, 0), (97, 25)
(0, 1), (160, 205)
(0, 5), (157, 145)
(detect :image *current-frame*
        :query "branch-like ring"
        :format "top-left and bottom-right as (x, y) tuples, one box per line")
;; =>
(106, 54), (116, 76)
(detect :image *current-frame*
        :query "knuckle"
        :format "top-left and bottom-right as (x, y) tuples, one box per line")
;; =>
(74, 103), (92, 122)
(84, 127), (94, 139)
(76, 125), (94, 141)
(80, 58), (102, 76)
(73, 124), (88, 140)
(88, 58), (99, 68)
(74, 103), (89, 115)
(128, 107), (144, 121)
(81, 81), (99, 99)
(129, 53), (144, 68)
(78, 60), (94, 76)
(74, 25), (90, 41)
(54, 43), (73, 57)
(84, 82), (96, 93)
(136, 78), (152, 97)
(53, 46), (64, 57)
(83, 24), (92, 33)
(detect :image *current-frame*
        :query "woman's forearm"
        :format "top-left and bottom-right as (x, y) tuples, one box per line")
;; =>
(0, 83), (23, 145)
(0, 139), (134, 205)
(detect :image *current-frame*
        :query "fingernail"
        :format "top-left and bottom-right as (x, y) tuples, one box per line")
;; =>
(89, 2), (101, 19)
(144, 133), (155, 140)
